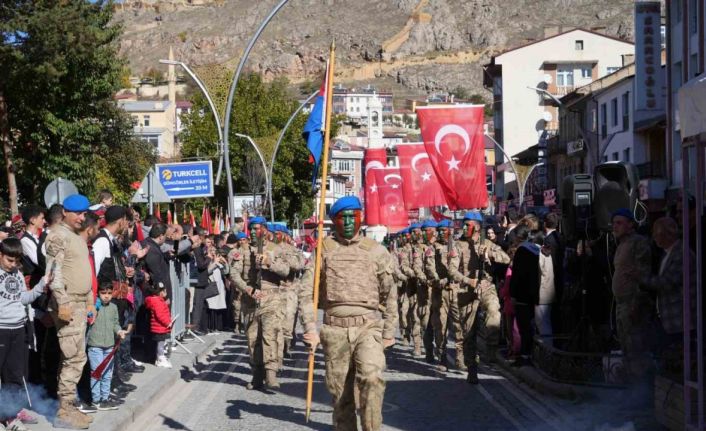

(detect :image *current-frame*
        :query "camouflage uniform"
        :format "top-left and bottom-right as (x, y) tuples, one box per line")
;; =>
(278, 241), (305, 365)
(228, 244), (258, 357)
(460, 238), (509, 365)
(300, 235), (398, 431)
(425, 240), (466, 368)
(398, 242), (418, 347)
(412, 242), (434, 359)
(45, 223), (93, 428)
(612, 232), (653, 379)
(390, 248), (408, 343)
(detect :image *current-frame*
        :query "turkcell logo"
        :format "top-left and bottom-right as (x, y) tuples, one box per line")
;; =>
(156, 161), (214, 199)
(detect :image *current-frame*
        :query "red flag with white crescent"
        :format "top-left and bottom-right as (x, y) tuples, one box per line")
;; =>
(397, 142), (447, 210)
(417, 105), (488, 210)
(372, 168), (409, 231)
(363, 148), (387, 225)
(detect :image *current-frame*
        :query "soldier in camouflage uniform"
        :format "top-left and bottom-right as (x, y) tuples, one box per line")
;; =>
(299, 196), (397, 431)
(397, 228), (417, 348)
(424, 219), (466, 371)
(390, 232), (408, 345)
(275, 225), (305, 365)
(45, 195), (94, 429)
(459, 212), (510, 383)
(413, 220), (438, 362)
(229, 217), (290, 390)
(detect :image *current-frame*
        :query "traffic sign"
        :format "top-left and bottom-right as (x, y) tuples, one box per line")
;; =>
(44, 178), (79, 208)
(131, 168), (172, 204)
(156, 161), (214, 199)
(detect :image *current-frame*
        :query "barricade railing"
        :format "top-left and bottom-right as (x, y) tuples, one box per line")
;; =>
(169, 261), (203, 353)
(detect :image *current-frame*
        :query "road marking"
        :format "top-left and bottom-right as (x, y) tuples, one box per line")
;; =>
(476, 384), (526, 430)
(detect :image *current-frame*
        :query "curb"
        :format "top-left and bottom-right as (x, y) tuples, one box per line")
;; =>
(111, 336), (219, 431)
(493, 351), (582, 401)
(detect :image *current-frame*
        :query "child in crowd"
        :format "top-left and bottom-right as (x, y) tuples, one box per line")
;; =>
(144, 282), (172, 368)
(87, 282), (126, 411)
(0, 238), (50, 428)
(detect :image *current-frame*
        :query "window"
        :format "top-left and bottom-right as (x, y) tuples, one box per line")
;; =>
(603, 155), (608, 163)
(556, 68), (574, 87)
(575, 40), (584, 50)
(622, 92), (630, 131)
(143, 115), (150, 127)
(611, 98), (618, 127)
(591, 108), (597, 132)
(606, 67), (620, 74)
(673, 62), (683, 89)
(333, 160), (353, 172)
(674, 0), (682, 24)
(612, 152), (619, 161)
(581, 67), (592, 79)
(690, 53), (700, 77)
(140, 135), (159, 150)
(623, 148), (630, 162)
(689, 0), (697, 33)
(660, 25), (666, 49)
(600, 103), (607, 138)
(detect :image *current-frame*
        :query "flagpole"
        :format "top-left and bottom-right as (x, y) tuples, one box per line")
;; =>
(305, 40), (335, 423)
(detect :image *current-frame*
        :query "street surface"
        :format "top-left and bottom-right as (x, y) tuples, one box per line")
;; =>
(130, 331), (659, 431)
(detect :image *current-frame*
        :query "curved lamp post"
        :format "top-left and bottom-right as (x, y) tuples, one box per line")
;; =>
(484, 133), (541, 207)
(234, 133), (273, 220)
(222, 0), (291, 225)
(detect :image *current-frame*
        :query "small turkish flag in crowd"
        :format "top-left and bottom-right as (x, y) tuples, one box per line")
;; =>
(363, 148), (387, 226)
(397, 142), (447, 210)
(417, 105), (488, 210)
(372, 168), (409, 231)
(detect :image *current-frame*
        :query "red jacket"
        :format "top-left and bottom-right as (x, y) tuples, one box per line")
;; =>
(145, 295), (171, 335)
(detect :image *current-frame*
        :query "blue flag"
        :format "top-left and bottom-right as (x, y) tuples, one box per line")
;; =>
(303, 61), (328, 187)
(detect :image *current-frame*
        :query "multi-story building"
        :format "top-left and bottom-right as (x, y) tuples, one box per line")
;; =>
(119, 99), (176, 158)
(483, 28), (634, 199)
(332, 85), (393, 123)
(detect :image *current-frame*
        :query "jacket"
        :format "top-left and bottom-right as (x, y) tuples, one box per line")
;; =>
(141, 237), (172, 297)
(145, 295), (171, 335)
(509, 242), (540, 305)
(87, 302), (121, 348)
(193, 246), (211, 288)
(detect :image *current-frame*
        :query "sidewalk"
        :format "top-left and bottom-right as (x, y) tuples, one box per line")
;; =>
(27, 333), (220, 431)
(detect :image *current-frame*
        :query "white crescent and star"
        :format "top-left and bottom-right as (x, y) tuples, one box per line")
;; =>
(384, 173), (402, 189)
(365, 160), (385, 174)
(410, 152), (429, 172)
(433, 124), (470, 172)
(421, 171), (432, 181)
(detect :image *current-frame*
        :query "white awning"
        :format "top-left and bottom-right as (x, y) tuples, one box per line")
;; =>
(678, 74), (706, 139)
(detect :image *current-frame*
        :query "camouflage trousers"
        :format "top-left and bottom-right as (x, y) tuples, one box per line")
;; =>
(231, 289), (242, 328)
(320, 319), (386, 431)
(277, 287), (298, 366)
(51, 300), (88, 403)
(398, 283), (408, 338)
(244, 288), (283, 371)
(615, 294), (653, 379)
(431, 285), (464, 364)
(462, 281), (501, 365)
(416, 283), (434, 354)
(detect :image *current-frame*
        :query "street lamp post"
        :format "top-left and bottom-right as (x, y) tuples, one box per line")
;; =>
(484, 133), (537, 207)
(158, 59), (235, 226)
(235, 133), (273, 221)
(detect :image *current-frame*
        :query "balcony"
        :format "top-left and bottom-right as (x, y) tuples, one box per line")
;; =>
(553, 85), (577, 97)
(636, 160), (665, 179)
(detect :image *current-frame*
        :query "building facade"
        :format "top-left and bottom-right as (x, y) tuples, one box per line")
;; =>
(484, 28), (634, 199)
(118, 100), (176, 158)
(332, 85), (393, 123)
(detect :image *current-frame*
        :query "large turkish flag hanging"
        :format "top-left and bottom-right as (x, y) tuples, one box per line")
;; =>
(372, 168), (409, 231)
(417, 105), (488, 210)
(397, 143), (447, 210)
(363, 148), (387, 225)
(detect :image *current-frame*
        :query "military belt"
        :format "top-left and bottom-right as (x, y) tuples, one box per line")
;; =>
(323, 311), (380, 328)
(67, 293), (89, 301)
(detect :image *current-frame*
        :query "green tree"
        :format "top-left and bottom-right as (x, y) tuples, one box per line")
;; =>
(0, 0), (153, 208)
(180, 73), (339, 224)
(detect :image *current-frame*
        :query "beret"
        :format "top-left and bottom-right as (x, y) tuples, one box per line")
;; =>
(611, 208), (634, 222)
(249, 216), (267, 227)
(398, 227), (409, 235)
(437, 219), (454, 228)
(63, 194), (90, 212)
(421, 219), (438, 229)
(410, 222), (422, 229)
(463, 211), (483, 222)
(236, 232), (248, 240)
(329, 196), (362, 218)
(104, 205), (127, 224)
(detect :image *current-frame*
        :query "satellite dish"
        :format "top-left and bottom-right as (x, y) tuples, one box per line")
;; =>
(44, 178), (79, 208)
(543, 74), (553, 84)
(542, 111), (554, 122)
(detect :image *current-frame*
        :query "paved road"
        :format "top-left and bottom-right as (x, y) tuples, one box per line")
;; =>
(129, 331), (659, 431)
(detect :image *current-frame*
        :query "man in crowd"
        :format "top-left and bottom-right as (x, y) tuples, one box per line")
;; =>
(397, 229), (417, 348)
(45, 194), (94, 429)
(298, 196), (397, 431)
(141, 223), (172, 299)
(414, 219), (438, 362)
(20, 205), (45, 287)
(611, 208), (652, 381)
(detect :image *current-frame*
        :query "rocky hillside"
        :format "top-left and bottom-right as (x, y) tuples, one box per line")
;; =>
(115, 0), (638, 99)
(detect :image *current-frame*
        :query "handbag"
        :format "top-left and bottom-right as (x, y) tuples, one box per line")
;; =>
(111, 255), (134, 300)
(203, 281), (219, 299)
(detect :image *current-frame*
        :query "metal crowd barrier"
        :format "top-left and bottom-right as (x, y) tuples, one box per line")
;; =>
(169, 261), (203, 353)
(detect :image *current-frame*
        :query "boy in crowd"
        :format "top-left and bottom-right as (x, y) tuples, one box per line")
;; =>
(0, 238), (51, 428)
(87, 282), (127, 411)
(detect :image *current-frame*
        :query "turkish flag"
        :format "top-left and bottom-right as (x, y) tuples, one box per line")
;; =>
(373, 168), (409, 231)
(417, 105), (488, 210)
(397, 143), (447, 209)
(363, 148), (387, 225)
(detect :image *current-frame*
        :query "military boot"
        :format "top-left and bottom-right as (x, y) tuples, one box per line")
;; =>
(265, 369), (280, 389)
(436, 354), (449, 372)
(53, 400), (90, 429)
(246, 366), (264, 390)
(455, 352), (467, 371)
(466, 365), (479, 385)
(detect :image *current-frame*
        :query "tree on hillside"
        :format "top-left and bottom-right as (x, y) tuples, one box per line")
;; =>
(0, 0), (154, 212)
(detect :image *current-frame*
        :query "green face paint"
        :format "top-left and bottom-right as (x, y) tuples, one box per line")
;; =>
(335, 209), (361, 240)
